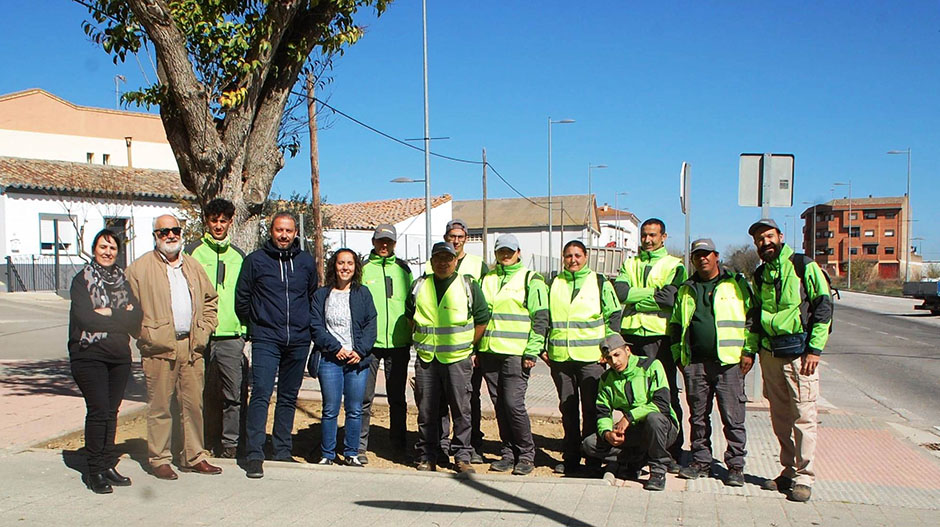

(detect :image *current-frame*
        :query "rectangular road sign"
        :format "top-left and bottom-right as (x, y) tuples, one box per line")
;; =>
(738, 153), (794, 208)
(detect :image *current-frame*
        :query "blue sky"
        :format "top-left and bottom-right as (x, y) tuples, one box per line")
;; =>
(2, 1), (938, 258)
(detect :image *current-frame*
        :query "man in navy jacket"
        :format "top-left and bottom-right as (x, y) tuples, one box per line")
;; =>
(235, 212), (318, 479)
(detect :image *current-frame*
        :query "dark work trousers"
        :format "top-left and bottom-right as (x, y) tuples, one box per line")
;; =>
(414, 356), (474, 464)
(479, 353), (535, 464)
(359, 346), (410, 454)
(622, 334), (683, 460)
(204, 336), (246, 451)
(70, 359), (131, 474)
(245, 341), (308, 462)
(549, 359), (605, 468)
(581, 412), (678, 474)
(439, 364), (484, 456)
(682, 361), (748, 468)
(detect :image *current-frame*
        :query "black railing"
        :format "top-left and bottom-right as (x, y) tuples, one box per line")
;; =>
(5, 255), (84, 292)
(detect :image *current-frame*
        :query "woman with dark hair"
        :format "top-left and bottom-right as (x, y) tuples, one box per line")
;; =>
(68, 229), (142, 493)
(310, 248), (377, 466)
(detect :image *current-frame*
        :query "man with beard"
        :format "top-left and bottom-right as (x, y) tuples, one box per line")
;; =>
(236, 212), (318, 479)
(749, 218), (832, 503)
(126, 214), (221, 480)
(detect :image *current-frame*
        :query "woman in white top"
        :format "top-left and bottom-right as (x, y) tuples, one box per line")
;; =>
(310, 249), (377, 465)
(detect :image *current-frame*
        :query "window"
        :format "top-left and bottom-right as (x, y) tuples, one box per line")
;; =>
(850, 212), (858, 220)
(886, 212), (896, 219)
(864, 211), (877, 219)
(849, 227), (860, 238)
(827, 214), (834, 221)
(86, 152), (94, 163)
(826, 248), (834, 255)
(466, 234), (482, 242)
(816, 230), (826, 239)
(885, 229), (895, 237)
(850, 248), (858, 255)
(828, 231), (834, 238)
(885, 247), (895, 255)
(864, 230), (874, 237)
(39, 214), (78, 255)
(102, 154), (110, 165)
(864, 246), (878, 255)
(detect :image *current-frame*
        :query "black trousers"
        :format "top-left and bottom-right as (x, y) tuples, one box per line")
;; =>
(581, 412), (678, 474)
(622, 334), (683, 460)
(479, 353), (535, 464)
(682, 361), (748, 468)
(415, 357), (474, 463)
(549, 359), (605, 467)
(70, 359), (131, 474)
(360, 346), (410, 453)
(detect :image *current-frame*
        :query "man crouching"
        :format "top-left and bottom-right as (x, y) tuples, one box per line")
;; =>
(581, 334), (678, 490)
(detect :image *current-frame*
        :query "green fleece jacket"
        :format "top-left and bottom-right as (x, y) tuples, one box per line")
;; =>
(362, 251), (414, 349)
(185, 233), (245, 337)
(596, 354), (678, 436)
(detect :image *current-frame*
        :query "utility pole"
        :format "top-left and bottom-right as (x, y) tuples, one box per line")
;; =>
(482, 148), (488, 265)
(306, 72), (325, 284)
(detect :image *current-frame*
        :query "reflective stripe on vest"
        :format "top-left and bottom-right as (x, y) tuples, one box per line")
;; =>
(675, 278), (749, 366)
(548, 270), (605, 362)
(479, 270), (531, 355)
(412, 276), (474, 364)
(424, 253), (486, 282)
(620, 254), (682, 335)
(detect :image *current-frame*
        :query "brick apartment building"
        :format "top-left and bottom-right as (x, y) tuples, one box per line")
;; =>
(800, 196), (918, 280)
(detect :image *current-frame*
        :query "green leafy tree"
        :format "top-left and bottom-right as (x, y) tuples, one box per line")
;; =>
(79, 0), (389, 248)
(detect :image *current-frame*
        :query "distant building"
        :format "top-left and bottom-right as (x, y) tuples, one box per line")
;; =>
(595, 203), (639, 258)
(801, 196), (919, 280)
(323, 195), (452, 273)
(452, 194), (600, 274)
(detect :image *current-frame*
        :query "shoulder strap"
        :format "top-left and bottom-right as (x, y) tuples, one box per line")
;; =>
(462, 274), (475, 314)
(596, 272), (607, 311)
(184, 240), (202, 255)
(410, 275), (427, 298)
(395, 257), (413, 275)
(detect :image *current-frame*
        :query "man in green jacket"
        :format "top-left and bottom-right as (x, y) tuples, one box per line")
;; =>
(615, 218), (687, 467)
(359, 224), (413, 463)
(185, 198), (246, 459)
(581, 333), (678, 491)
(669, 238), (758, 487)
(749, 219), (832, 503)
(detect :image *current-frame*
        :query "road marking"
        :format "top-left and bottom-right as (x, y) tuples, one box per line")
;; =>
(844, 322), (859, 327)
(896, 336), (909, 340)
(877, 330), (890, 335)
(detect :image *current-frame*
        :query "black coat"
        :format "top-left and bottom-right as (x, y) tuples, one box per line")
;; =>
(311, 284), (377, 367)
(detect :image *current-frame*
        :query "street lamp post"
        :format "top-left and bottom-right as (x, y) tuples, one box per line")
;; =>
(391, 177), (428, 257)
(888, 148), (912, 282)
(588, 164), (607, 246)
(615, 191), (629, 248)
(548, 117), (575, 275)
(834, 181), (853, 289)
(421, 0), (432, 260)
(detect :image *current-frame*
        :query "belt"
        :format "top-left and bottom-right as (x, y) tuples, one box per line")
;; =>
(175, 331), (190, 340)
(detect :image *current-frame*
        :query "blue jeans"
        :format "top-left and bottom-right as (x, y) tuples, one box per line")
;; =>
(245, 341), (309, 461)
(318, 357), (368, 460)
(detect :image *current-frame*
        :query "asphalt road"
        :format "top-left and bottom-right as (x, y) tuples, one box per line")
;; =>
(823, 291), (940, 433)
(0, 292), (70, 360)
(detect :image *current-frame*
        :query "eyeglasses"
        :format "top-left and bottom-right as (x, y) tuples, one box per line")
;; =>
(154, 227), (182, 238)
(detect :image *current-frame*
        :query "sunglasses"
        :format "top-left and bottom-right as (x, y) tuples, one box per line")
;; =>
(154, 227), (182, 237)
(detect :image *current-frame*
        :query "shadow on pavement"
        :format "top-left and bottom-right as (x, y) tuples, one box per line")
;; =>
(0, 359), (148, 401)
(356, 475), (593, 527)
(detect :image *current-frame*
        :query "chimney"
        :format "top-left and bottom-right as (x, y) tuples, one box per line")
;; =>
(125, 137), (133, 168)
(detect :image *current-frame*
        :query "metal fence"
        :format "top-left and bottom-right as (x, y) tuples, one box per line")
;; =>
(5, 255), (84, 292)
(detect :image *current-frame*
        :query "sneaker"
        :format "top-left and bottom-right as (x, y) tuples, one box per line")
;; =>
(317, 457), (334, 465)
(454, 461), (476, 474)
(489, 457), (514, 472)
(246, 460), (263, 479)
(344, 456), (365, 467)
(678, 462), (710, 480)
(644, 472), (666, 491)
(357, 454), (369, 465)
(789, 484), (812, 502)
(725, 467), (744, 487)
(512, 461), (535, 476)
(219, 446), (237, 459)
(761, 475), (793, 492)
(415, 460), (436, 472)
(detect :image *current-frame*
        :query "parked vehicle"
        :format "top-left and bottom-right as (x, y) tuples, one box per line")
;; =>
(902, 280), (940, 315)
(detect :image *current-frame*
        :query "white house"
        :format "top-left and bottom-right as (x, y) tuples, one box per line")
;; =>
(596, 203), (640, 258)
(323, 195), (453, 274)
(452, 194), (601, 275)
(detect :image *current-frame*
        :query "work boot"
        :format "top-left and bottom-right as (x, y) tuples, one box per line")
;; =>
(489, 457), (514, 472)
(246, 460), (263, 479)
(725, 467), (745, 487)
(87, 473), (113, 494)
(678, 462), (710, 480)
(470, 450), (484, 464)
(790, 484), (812, 502)
(644, 472), (666, 491)
(512, 461), (535, 476)
(454, 461), (476, 474)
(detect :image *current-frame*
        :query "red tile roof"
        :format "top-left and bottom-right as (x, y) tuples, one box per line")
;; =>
(0, 156), (190, 200)
(324, 195), (452, 230)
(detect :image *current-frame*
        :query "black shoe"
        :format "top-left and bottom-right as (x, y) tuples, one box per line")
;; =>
(666, 459), (681, 474)
(103, 467), (132, 487)
(489, 457), (514, 472)
(761, 475), (793, 492)
(246, 459), (263, 479)
(725, 467), (745, 487)
(644, 472), (666, 491)
(470, 450), (484, 464)
(87, 473), (113, 494)
(415, 460), (436, 472)
(512, 461), (535, 476)
(317, 457), (334, 465)
(344, 455), (365, 467)
(554, 461), (579, 475)
(616, 465), (643, 481)
(436, 454), (452, 470)
(678, 462), (710, 480)
(273, 455), (298, 463)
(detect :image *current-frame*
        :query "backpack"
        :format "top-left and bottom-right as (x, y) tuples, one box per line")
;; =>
(754, 253), (834, 334)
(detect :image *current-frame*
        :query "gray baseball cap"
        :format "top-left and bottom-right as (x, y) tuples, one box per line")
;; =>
(748, 218), (781, 236)
(373, 223), (397, 241)
(431, 241), (457, 257)
(494, 233), (520, 252)
(690, 238), (717, 255)
(445, 218), (469, 235)
(601, 333), (628, 354)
